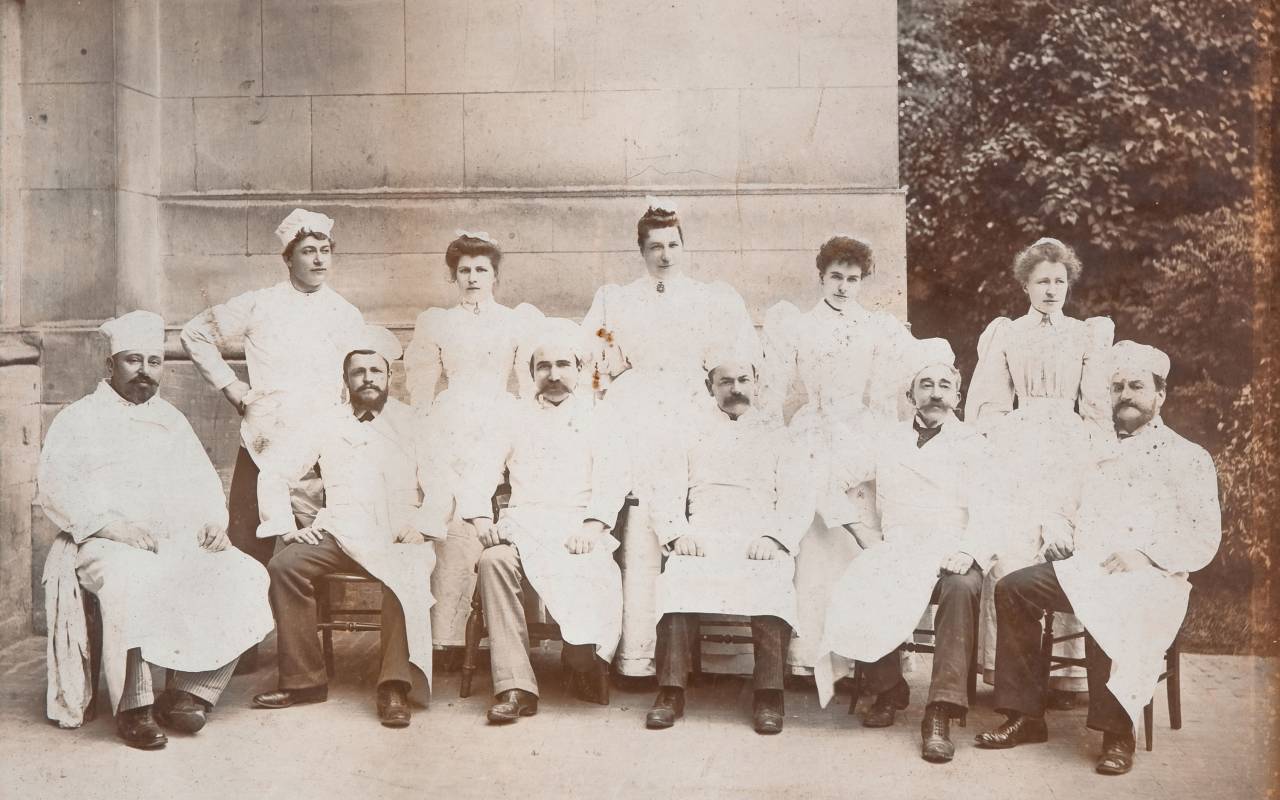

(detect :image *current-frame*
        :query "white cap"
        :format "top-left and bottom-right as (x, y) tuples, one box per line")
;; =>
(643, 195), (679, 215)
(1111, 340), (1170, 381)
(99, 310), (165, 356)
(275, 208), (335, 249)
(527, 317), (590, 364)
(703, 340), (763, 376)
(346, 325), (402, 363)
(905, 337), (957, 387)
(454, 229), (497, 245)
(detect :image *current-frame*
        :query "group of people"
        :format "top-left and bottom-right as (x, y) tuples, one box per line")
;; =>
(37, 201), (1221, 779)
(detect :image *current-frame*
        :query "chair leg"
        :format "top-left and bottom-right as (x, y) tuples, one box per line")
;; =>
(1038, 612), (1055, 706)
(692, 630), (704, 686)
(460, 584), (484, 699)
(595, 658), (611, 707)
(1167, 645), (1182, 730)
(1152, 696), (1162, 747)
(316, 581), (335, 679)
(85, 593), (103, 723)
(848, 662), (864, 715)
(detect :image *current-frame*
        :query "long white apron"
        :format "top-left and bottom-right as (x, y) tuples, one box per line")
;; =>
(503, 506), (624, 662)
(75, 537), (273, 713)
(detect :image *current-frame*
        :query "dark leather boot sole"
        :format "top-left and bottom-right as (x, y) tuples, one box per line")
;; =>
(252, 686), (329, 709)
(379, 709), (412, 729)
(753, 710), (784, 735)
(922, 737), (956, 763)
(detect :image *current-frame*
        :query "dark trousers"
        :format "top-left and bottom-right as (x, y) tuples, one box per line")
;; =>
(267, 535), (412, 691)
(992, 562), (1130, 734)
(860, 565), (982, 709)
(228, 447), (275, 566)
(656, 613), (790, 692)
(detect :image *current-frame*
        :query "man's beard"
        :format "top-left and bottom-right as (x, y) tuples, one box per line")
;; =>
(115, 375), (158, 404)
(720, 393), (751, 418)
(351, 384), (388, 413)
(537, 380), (571, 403)
(1113, 401), (1154, 432)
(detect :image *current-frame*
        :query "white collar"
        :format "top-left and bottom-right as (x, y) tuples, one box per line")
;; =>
(1025, 306), (1066, 326)
(1117, 415), (1163, 440)
(457, 296), (498, 315)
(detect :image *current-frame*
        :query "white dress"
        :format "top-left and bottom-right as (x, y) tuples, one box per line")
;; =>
(38, 382), (274, 719)
(967, 308), (1114, 688)
(404, 298), (544, 646)
(760, 299), (913, 671)
(458, 395), (632, 661)
(582, 272), (759, 675)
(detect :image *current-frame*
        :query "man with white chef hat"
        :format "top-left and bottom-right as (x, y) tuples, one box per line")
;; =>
(39, 310), (273, 748)
(251, 325), (439, 729)
(975, 341), (1221, 776)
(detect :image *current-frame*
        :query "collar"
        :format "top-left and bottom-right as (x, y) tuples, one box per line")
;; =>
(93, 380), (175, 429)
(641, 271), (687, 292)
(913, 412), (946, 431)
(820, 299), (871, 322)
(95, 379), (154, 409)
(1025, 306), (1066, 326)
(535, 392), (580, 412)
(1117, 415), (1163, 440)
(350, 403), (383, 422)
(457, 296), (497, 316)
(281, 280), (329, 299)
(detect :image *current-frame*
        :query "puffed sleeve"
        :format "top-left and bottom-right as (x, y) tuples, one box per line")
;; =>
(965, 317), (1015, 424)
(582, 284), (629, 395)
(404, 308), (444, 408)
(1140, 443), (1222, 574)
(760, 301), (801, 421)
(584, 404), (632, 530)
(867, 312), (914, 420)
(1077, 316), (1116, 431)
(36, 409), (122, 543)
(180, 290), (258, 392)
(509, 302), (546, 400)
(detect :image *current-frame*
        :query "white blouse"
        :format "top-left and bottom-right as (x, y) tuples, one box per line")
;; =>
(404, 299), (545, 405)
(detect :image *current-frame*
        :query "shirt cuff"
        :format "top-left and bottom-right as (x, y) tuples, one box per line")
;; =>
(207, 363), (239, 392)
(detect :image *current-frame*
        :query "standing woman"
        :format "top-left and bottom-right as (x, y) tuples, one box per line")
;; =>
(760, 235), (914, 672)
(582, 199), (759, 678)
(405, 231), (544, 652)
(182, 209), (364, 567)
(966, 237), (1114, 695)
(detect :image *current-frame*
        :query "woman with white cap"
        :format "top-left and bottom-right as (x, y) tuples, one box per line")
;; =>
(581, 198), (759, 678)
(404, 231), (544, 653)
(759, 234), (914, 674)
(966, 237), (1114, 697)
(180, 209), (364, 665)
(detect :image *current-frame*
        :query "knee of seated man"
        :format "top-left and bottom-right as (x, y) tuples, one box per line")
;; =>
(477, 544), (518, 573)
(940, 568), (982, 598)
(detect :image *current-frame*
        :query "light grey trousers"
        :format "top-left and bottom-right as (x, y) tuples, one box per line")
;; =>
(118, 647), (236, 713)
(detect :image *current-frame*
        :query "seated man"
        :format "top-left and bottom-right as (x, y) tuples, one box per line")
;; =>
(813, 339), (994, 763)
(38, 311), (273, 749)
(459, 318), (630, 724)
(646, 351), (809, 735)
(251, 326), (439, 728)
(975, 342), (1222, 776)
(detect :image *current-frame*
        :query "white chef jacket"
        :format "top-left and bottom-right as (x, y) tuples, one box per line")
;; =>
(458, 394), (631, 661)
(180, 281), (364, 468)
(256, 398), (440, 686)
(38, 381), (272, 722)
(814, 415), (995, 706)
(1054, 417), (1221, 724)
(651, 406), (812, 625)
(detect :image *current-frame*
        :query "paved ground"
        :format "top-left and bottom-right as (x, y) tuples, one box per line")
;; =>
(1, 634), (1274, 800)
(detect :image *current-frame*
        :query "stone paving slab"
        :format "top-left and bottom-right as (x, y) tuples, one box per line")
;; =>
(1, 634), (1274, 800)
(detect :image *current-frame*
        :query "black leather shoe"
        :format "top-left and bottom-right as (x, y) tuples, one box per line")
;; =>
(645, 686), (685, 730)
(251, 685), (329, 709)
(921, 703), (955, 763)
(116, 706), (167, 750)
(154, 690), (209, 733)
(752, 690), (784, 735)
(487, 689), (538, 724)
(1095, 731), (1136, 775)
(974, 713), (1049, 749)
(566, 662), (611, 706)
(377, 683), (412, 728)
(862, 679), (910, 728)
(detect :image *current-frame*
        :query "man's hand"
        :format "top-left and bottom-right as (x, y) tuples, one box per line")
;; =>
(671, 535), (705, 557)
(747, 537), (784, 561)
(939, 551), (974, 575)
(1101, 549), (1153, 574)
(283, 527), (324, 546)
(468, 517), (502, 549)
(222, 380), (251, 415)
(1040, 522), (1075, 562)
(565, 520), (606, 555)
(96, 521), (157, 552)
(394, 526), (428, 544)
(198, 523), (231, 552)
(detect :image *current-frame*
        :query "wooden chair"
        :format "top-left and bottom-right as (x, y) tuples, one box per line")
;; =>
(1041, 612), (1181, 751)
(314, 572), (384, 678)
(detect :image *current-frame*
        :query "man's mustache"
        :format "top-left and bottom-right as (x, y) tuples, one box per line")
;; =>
(540, 380), (569, 394)
(726, 392), (751, 403)
(130, 375), (157, 386)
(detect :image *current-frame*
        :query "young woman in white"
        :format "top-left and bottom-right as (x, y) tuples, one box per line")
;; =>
(404, 232), (544, 652)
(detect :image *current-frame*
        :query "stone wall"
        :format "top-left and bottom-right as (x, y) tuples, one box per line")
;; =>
(0, 0), (904, 642)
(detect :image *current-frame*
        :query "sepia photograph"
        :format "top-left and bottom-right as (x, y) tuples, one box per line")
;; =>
(0, 1), (1273, 798)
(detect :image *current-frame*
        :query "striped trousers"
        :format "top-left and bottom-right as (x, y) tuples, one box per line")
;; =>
(118, 648), (237, 713)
